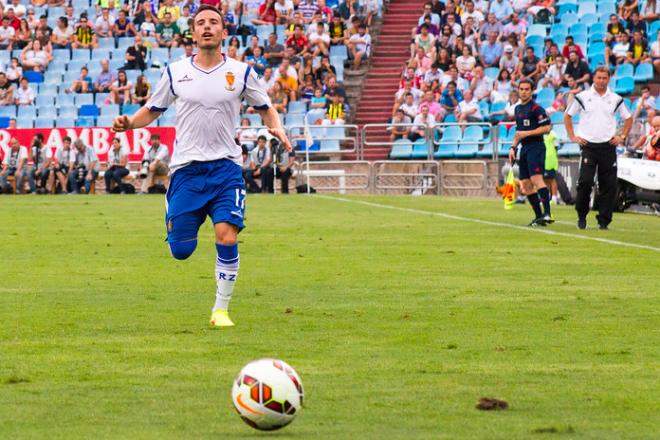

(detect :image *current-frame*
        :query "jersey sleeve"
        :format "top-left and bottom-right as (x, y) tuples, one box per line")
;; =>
(615, 97), (632, 120)
(534, 104), (550, 126)
(241, 66), (272, 110)
(565, 94), (583, 117)
(145, 67), (176, 112)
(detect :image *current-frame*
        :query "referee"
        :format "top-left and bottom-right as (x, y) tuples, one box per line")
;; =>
(564, 66), (633, 230)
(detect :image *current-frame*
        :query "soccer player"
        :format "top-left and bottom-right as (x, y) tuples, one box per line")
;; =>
(508, 79), (553, 226)
(112, 5), (292, 327)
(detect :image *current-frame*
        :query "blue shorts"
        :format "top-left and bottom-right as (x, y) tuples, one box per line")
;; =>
(518, 144), (545, 180)
(543, 169), (557, 179)
(165, 159), (246, 243)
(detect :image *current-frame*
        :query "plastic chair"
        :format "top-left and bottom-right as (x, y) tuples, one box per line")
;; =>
(577, 2), (596, 15)
(434, 126), (461, 158)
(614, 76), (634, 95)
(23, 71), (44, 83)
(38, 106), (57, 118)
(79, 104), (100, 117)
(34, 117), (55, 128)
(121, 103), (140, 115)
(288, 101), (307, 114)
(561, 13), (578, 27)
(580, 13), (598, 26)
(390, 139), (413, 159)
(75, 117), (96, 127)
(96, 115), (115, 127)
(74, 94), (94, 106)
(569, 23), (587, 35)
(633, 63), (653, 82)
(0, 106), (16, 118)
(410, 140), (429, 159)
(17, 106), (37, 119)
(71, 49), (91, 61)
(615, 64), (634, 78)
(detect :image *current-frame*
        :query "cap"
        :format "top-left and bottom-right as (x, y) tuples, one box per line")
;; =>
(504, 45), (513, 53)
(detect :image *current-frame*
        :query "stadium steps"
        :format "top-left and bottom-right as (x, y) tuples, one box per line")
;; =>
(349, 0), (422, 161)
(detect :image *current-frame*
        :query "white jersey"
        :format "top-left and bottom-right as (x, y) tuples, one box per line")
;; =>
(145, 54), (272, 173)
(107, 146), (129, 166)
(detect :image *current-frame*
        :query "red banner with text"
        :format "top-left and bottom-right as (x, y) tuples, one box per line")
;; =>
(0, 127), (176, 163)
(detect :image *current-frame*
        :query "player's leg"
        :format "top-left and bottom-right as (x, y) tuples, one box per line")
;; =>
(528, 146), (552, 220)
(575, 147), (598, 229)
(518, 148), (543, 224)
(594, 147), (618, 229)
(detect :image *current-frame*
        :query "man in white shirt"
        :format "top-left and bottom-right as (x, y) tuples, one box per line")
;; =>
(0, 17), (15, 50)
(423, 63), (443, 86)
(456, 89), (482, 123)
(105, 137), (130, 193)
(461, 0), (485, 25)
(68, 139), (100, 194)
(6, 0), (26, 18)
(564, 66), (633, 230)
(29, 133), (53, 194)
(348, 22), (371, 70)
(138, 133), (170, 193)
(0, 137), (29, 193)
(409, 104), (435, 142)
(309, 22), (330, 57)
(95, 8), (116, 38)
(274, 0), (294, 24)
(112, 5), (292, 328)
(541, 55), (566, 89)
(14, 77), (35, 106)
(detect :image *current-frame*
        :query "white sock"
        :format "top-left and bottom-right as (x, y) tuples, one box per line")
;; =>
(214, 244), (239, 311)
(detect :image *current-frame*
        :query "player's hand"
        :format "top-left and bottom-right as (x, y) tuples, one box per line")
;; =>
(269, 127), (293, 152)
(112, 115), (132, 132)
(609, 135), (624, 146)
(508, 146), (516, 163)
(570, 135), (588, 146)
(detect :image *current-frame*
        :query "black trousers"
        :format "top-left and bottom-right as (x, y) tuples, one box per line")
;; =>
(104, 166), (129, 193)
(276, 167), (292, 193)
(259, 166), (274, 193)
(575, 143), (618, 226)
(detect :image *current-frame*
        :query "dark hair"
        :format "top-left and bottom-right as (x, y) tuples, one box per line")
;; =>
(518, 78), (534, 89)
(447, 80), (457, 87)
(192, 4), (224, 28)
(593, 65), (611, 77)
(150, 133), (161, 140)
(258, 135), (267, 141)
(497, 69), (510, 81)
(63, 136), (72, 142)
(59, 16), (68, 27)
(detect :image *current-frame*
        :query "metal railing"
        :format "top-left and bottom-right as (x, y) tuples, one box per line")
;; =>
(286, 124), (360, 156)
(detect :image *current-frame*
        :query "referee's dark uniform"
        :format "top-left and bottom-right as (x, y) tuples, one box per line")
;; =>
(565, 86), (632, 228)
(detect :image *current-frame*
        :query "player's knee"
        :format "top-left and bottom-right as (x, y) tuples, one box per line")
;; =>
(216, 234), (237, 246)
(169, 239), (197, 260)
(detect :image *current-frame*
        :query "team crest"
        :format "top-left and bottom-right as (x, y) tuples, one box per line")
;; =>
(523, 119), (530, 126)
(225, 71), (236, 91)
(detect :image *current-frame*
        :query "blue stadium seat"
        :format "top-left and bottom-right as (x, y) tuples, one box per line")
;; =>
(159, 114), (176, 127)
(49, 59), (67, 72)
(320, 139), (341, 152)
(39, 84), (58, 96)
(0, 106), (16, 118)
(76, 117), (96, 127)
(243, 113), (262, 126)
(615, 64), (634, 78)
(569, 23), (587, 35)
(285, 113), (304, 127)
(410, 139), (429, 159)
(98, 38), (115, 50)
(634, 63), (653, 82)
(390, 139), (413, 159)
(23, 71), (44, 83)
(434, 126), (461, 158)
(96, 115), (115, 127)
(36, 99), (56, 111)
(79, 104), (100, 117)
(100, 105), (120, 116)
(557, 4), (577, 17)
(306, 108), (326, 124)
(121, 103), (140, 115)
(479, 101), (490, 119)
(527, 24), (547, 37)
(117, 38), (132, 50)
(57, 95), (75, 108)
(330, 45), (348, 60)
(145, 70), (161, 85)
(587, 42), (606, 57)
(650, 21), (660, 36)
(489, 101), (507, 122)
(71, 0), (89, 9)
(550, 22), (568, 35)
(537, 88), (555, 103)
(75, 94), (94, 106)
(111, 48), (125, 61)
(561, 14), (578, 27)
(484, 67), (499, 81)
(526, 35), (544, 48)
(52, 48), (71, 62)
(0, 116), (9, 128)
(95, 93), (111, 105)
(288, 101), (307, 114)
(68, 59), (88, 72)
(455, 126), (484, 158)
(150, 48), (170, 63)
(580, 13), (598, 26)
(578, 2), (596, 15)
(17, 106), (37, 119)
(170, 48), (185, 60)
(35, 117), (55, 128)
(589, 22), (607, 35)
(597, 2), (616, 16)
(498, 125), (515, 156)
(71, 49), (91, 61)
(0, 51), (10, 66)
(16, 116), (33, 128)
(588, 53), (606, 71)
(125, 70), (139, 83)
(58, 117), (76, 127)
(108, 59), (125, 71)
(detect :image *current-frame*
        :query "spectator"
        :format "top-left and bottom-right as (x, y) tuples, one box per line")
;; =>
(8, 118), (16, 129)
(456, 45), (477, 78)
(245, 46), (267, 75)
(564, 50), (590, 89)
(515, 46), (542, 83)
(29, 133), (52, 194)
(618, 0), (638, 21)
(606, 32), (632, 67)
(489, 0), (514, 22)
(132, 1), (152, 29)
(298, 0), (319, 23)
(177, 4), (192, 33)
(606, 14), (625, 45)
(21, 40), (51, 72)
(53, 136), (73, 194)
(158, 0), (180, 20)
(471, 66), (494, 101)
(276, 65), (298, 101)
(286, 24), (310, 57)
(264, 33), (286, 67)
(0, 137), (28, 194)
(241, 144), (260, 193)
(627, 30), (651, 65)
(124, 34), (147, 70)
(268, 81), (289, 113)
(132, 74), (150, 105)
(479, 32), (503, 68)
(14, 77), (35, 106)
(95, 8), (115, 38)
(139, 133), (170, 194)
(243, 35), (263, 58)
(651, 30), (660, 75)
(274, 141), (295, 193)
(310, 87), (327, 110)
(0, 73), (14, 105)
(419, 89), (442, 120)
(110, 70), (132, 104)
(66, 66), (94, 94)
(14, 19), (31, 49)
(113, 10), (136, 39)
(4, 8), (20, 31)
(156, 12), (180, 48)
(325, 75), (347, 103)
(252, 0), (276, 25)
(388, 108), (412, 142)
(540, 55), (566, 89)
(410, 47), (432, 75)
(5, 57), (22, 85)
(627, 11), (647, 36)
(51, 17), (73, 49)
(25, 8), (40, 30)
(348, 22), (371, 70)
(0, 17), (15, 51)
(262, 66), (276, 90)
(7, 0), (26, 17)
(274, 0), (294, 24)
(456, 89), (482, 123)
(220, 2), (237, 36)
(499, 45), (519, 76)
(251, 136), (273, 193)
(68, 139), (99, 194)
(462, 0), (485, 26)
(138, 12), (157, 37)
(409, 104), (434, 141)
(491, 68), (513, 102)
(329, 13), (348, 46)
(105, 137), (129, 193)
(314, 56), (337, 86)
(641, 0), (660, 22)
(73, 15), (98, 49)
(397, 92), (418, 119)
(413, 23), (436, 58)
(424, 63), (444, 86)
(94, 59), (115, 93)
(502, 12), (525, 38)
(309, 22), (330, 57)
(323, 93), (349, 125)
(237, 118), (259, 148)
(479, 13), (503, 41)
(440, 80), (463, 118)
(561, 35), (584, 60)
(441, 65), (470, 92)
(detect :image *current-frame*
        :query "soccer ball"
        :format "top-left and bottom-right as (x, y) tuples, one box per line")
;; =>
(232, 358), (304, 431)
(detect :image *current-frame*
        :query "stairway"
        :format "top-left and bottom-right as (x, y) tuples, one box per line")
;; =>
(350, 0), (424, 160)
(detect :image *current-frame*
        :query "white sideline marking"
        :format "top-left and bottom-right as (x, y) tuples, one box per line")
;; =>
(316, 195), (660, 253)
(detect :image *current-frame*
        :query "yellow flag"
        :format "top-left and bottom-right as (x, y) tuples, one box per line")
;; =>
(503, 168), (515, 210)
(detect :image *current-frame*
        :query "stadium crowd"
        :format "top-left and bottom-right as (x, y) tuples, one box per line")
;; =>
(388, 0), (660, 160)
(0, 0), (377, 194)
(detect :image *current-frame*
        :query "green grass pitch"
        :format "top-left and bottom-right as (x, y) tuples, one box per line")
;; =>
(1, 195), (659, 439)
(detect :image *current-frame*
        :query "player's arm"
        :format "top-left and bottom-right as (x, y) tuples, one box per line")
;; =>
(564, 96), (587, 146)
(257, 106), (293, 152)
(113, 68), (174, 132)
(112, 106), (161, 132)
